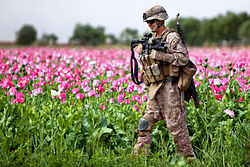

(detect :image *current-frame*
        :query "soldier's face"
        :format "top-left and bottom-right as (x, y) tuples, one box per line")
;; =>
(147, 19), (158, 32)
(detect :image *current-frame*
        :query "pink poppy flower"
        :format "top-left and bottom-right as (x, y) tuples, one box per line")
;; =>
(109, 98), (114, 104)
(37, 87), (43, 94)
(97, 86), (105, 93)
(61, 82), (71, 91)
(76, 93), (84, 99)
(137, 87), (146, 94)
(32, 89), (39, 96)
(0, 78), (13, 89)
(83, 86), (91, 92)
(237, 96), (243, 102)
(195, 81), (201, 87)
(11, 99), (16, 104)
(55, 76), (63, 83)
(92, 80), (99, 87)
(58, 93), (66, 99)
(132, 95), (140, 101)
(119, 93), (126, 99)
(141, 95), (148, 102)
(117, 97), (123, 104)
(124, 99), (130, 104)
(61, 98), (66, 104)
(40, 81), (46, 86)
(106, 71), (113, 78)
(18, 92), (24, 98)
(118, 86), (124, 92)
(216, 94), (223, 100)
(133, 104), (140, 111)
(12, 75), (19, 80)
(17, 97), (24, 104)
(137, 100), (142, 105)
(71, 88), (79, 94)
(223, 109), (234, 118)
(222, 78), (229, 85)
(125, 86), (134, 93)
(86, 90), (95, 97)
(101, 105), (107, 110)
(213, 79), (221, 85)
(9, 87), (17, 96)
(219, 85), (227, 92)
(80, 80), (90, 87)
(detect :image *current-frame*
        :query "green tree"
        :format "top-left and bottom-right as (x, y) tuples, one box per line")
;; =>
(16, 24), (37, 45)
(216, 12), (241, 42)
(39, 33), (58, 46)
(201, 11), (250, 45)
(238, 20), (250, 45)
(49, 34), (58, 45)
(200, 18), (221, 44)
(119, 28), (139, 45)
(70, 24), (106, 46)
(167, 17), (204, 46)
(105, 34), (118, 44)
(167, 11), (250, 46)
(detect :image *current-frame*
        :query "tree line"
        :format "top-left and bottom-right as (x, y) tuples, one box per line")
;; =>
(15, 11), (250, 46)
(167, 11), (250, 46)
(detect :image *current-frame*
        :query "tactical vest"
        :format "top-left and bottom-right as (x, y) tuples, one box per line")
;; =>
(139, 29), (179, 85)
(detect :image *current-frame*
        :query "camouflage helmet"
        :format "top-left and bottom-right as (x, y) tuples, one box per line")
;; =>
(143, 5), (169, 22)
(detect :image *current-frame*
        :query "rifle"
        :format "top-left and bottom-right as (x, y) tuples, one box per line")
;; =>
(176, 13), (200, 108)
(130, 33), (168, 85)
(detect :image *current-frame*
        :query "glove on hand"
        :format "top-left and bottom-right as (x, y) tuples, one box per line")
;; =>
(136, 44), (144, 54)
(149, 49), (157, 59)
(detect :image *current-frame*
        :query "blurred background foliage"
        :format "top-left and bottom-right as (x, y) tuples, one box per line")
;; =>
(14, 11), (250, 46)
(16, 24), (37, 45)
(69, 24), (106, 46)
(167, 11), (250, 46)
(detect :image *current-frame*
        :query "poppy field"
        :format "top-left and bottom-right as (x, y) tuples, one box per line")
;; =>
(0, 47), (249, 166)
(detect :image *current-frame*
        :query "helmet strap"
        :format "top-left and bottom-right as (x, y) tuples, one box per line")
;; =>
(156, 20), (164, 28)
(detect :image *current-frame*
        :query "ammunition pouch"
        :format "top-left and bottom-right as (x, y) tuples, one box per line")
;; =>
(178, 60), (197, 91)
(151, 64), (165, 81)
(141, 71), (150, 86)
(161, 63), (179, 77)
(145, 66), (156, 83)
(141, 60), (179, 84)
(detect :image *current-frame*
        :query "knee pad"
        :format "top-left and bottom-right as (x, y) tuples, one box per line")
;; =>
(137, 113), (154, 136)
(138, 117), (148, 131)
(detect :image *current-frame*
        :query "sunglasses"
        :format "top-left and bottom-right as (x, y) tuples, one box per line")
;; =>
(147, 19), (157, 24)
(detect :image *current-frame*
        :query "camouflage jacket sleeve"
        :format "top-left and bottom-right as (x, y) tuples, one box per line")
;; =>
(152, 31), (189, 66)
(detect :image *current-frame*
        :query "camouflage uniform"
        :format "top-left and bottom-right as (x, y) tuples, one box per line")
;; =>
(134, 5), (195, 159)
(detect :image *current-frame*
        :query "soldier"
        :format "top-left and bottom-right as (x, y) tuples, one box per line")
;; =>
(134, 5), (196, 160)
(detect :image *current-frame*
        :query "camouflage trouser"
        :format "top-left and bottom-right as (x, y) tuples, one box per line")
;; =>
(134, 81), (195, 158)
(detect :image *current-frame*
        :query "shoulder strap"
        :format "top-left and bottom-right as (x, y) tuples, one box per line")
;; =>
(161, 29), (176, 41)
